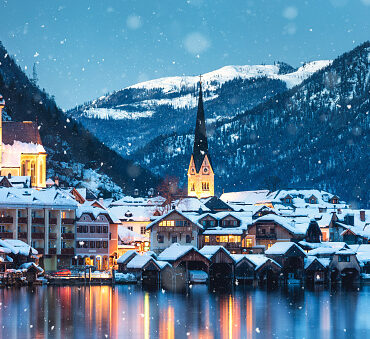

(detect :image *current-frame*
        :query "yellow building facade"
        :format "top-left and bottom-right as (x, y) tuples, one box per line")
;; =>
(187, 82), (215, 199)
(0, 95), (47, 188)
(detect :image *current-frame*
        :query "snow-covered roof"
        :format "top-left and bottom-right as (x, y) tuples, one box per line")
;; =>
(126, 254), (154, 269)
(0, 246), (11, 254)
(349, 244), (370, 263)
(109, 205), (158, 222)
(245, 254), (272, 270)
(19, 262), (44, 273)
(156, 260), (172, 270)
(172, 197), (210, 212)
(305, 256), (330, 269)
(0, 187), (78, 209)
(265, 242), (306, 256)
(6, 176), (31, 188)
(307, 247), (337, 256)
(117, 226), (146, 244)
(110, 195), (166, 207)
(77, 202), (120, 223)
(117, 250), (138, 264)
(146, 209), (203, 230)
(157, 243), (199, 262)
(2, 141), (45, 167)
(0, 239), (38, 256)
(252, 214), (309, 235)
(267, 189), (348, 209)
(220, 190), (270, 205)
(199, 245), (231, 258)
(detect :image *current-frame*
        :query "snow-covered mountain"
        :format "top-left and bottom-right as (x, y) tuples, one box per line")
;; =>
(68, 60), (330, 155)
(131, 42), (370, 207)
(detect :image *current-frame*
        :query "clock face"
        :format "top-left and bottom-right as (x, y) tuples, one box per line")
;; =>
(204, 167), (208, 173)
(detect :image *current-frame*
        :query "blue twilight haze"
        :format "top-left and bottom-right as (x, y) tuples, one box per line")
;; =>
(1, 0), (369, 109)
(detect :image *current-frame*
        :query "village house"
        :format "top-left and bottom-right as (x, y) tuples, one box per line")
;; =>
(265, 242), (307, 284)
(74, 201), (119, 270)
(146, 209), (202, 253)
(0, 186), (77, 270)
(0, 96), (46, 188)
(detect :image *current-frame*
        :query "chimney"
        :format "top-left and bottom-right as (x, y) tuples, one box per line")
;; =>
(360, 210), (366, 222)
(54, 176), (59, 186)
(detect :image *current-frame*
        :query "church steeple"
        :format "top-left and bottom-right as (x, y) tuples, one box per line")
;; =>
(192, 80), (211, 172)
(187, 77), (214, 198)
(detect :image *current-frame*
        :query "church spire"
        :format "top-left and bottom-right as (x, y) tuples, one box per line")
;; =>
(192, 77), (210, 172)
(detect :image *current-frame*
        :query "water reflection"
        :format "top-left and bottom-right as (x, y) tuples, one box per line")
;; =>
(0, 284), (369, 338)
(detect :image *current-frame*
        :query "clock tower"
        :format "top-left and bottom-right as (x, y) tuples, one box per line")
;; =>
(187, 79), (214, 198)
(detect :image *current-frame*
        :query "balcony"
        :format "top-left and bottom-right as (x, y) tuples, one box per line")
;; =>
(0, 232), (13, 239)
(158, 226), (192, 232)
(0, 217), (13, 223)
(18, 217), (27, 224)
(32, 232), (45, 239)
(32, 217), (45, 224)
(61, 248), (74, 255)
(50, 218), (57, 225)
(49, 248), (57, 255)
(62, 218), (75, 225)
(19, 232), (27, 239)
(256, 233), (276, 239)
(225, 243), (242, 249)
(49, 233), (57, 240)
(62, 233), (75, 240)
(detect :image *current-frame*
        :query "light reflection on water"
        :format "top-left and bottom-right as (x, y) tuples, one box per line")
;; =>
(0, 284), (370, 338)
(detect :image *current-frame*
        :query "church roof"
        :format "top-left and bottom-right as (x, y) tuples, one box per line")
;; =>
(2, 122), (42, 145)
(192, 82), (211, 172)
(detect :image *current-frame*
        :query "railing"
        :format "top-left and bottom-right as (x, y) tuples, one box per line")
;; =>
(0, 217), (13, 223)
(50, 218), (57, 225)
(61, 248), (74, 255)
(256, 233), (276, 239)
(18, 232), (27, 239)
(225, 243), (242, 248)
(49, 233), (57, 240)
(0, 232), (13, 239)
(62, 218), (75, 225)
(157, 226), (192, 232)
(32, 232), (44, 239)
(18, 217), (27, 224)
(62, 233), (75, 240)
(49, 248), (57, 255)
(32, 218), (45, 224)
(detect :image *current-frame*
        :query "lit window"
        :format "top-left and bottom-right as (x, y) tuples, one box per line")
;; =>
(202, 182), (209, 191)
(191, 184), (195, 191)
(204, 236), (209, 243)
(245, 238), (253, 247)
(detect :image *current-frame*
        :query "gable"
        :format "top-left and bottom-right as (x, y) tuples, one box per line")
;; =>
(306, 259), (326, 271)
(285, 245), (307, 258)
(235, 259), (255, 270)
(209, 248), (234, 264)
(173, 249), (210, 267)
(143, 260), (160, 272)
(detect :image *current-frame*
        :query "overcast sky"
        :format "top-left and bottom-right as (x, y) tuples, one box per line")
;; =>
(1, 0), (370, 109)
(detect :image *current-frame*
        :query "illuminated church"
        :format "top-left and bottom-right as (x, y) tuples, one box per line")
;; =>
(187, 80), (214, 198)
(0, 95), (47, 188)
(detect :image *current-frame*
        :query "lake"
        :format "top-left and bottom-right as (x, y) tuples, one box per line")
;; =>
(1, 284), (370, 338)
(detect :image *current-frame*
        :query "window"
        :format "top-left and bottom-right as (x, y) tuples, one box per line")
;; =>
(157, 234), (164, 243)
(204, 236), (210, 243)
(159, 220), (175, 227)
(128, 226), (133, 231)
(202, 182), (209, 191)
(172, 236), (177, 243)
(90, 241), (95, 248)
(186, 235), (191, 243)
(103, 241), (108, 248)
(175, 220), (188, 227)
(245, 238), (253, 247)
(21, 161), (26, 176)
(61, 226), (66, 234)
(96, 226), (101, 233)
(103, 226), (108, 233)
(140, 226), (146, 235)
(338, 255), (350, 262)
(0, 225), (5, 232)
(90, 226), (95, 233)
(216, 236), (228, 243)
(96, 241), (101, 248)
(191, 183), (195, 191)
